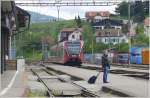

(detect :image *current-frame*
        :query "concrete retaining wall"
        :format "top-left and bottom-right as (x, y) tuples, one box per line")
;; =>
(6, 60), (17, 70)
(17, 59), (25, 71)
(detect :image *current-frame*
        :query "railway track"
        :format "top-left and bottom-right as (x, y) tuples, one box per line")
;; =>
(31, 68), (54, 97)
(43, 62), (149, 80)
(80, 65), (149, 80)
(30, 65), (101, 97)
(111, 63), (149, 70)
(28, 62), (149, 97)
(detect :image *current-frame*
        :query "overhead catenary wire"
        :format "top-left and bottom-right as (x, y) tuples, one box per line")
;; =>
(15, 0), (121, 6)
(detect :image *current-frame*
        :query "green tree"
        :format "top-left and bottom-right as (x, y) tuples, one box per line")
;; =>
(115, 2), (134, 18)
(75, 15), (82, 28)
(133, 24), (148, 47)
(133, 1), (145, 22)
(75, 16), (77, 22)
(114, 43), (129, 53)
(122, 24), (129, 34)
(115, 1), (146, 22)
(134, 33), (149, 46)
(94, 42), (109, 53)
(82, 22), (94, 53)
(115, 2), (129, 17)
(135, 24), (144, 34)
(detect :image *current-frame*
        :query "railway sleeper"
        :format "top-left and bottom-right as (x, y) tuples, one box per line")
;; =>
(44, 66), (101, 97)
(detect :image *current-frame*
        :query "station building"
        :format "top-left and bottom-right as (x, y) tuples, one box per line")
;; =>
(1, 1), (30, 74)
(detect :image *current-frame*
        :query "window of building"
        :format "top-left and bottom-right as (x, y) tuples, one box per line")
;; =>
(113, 38), (115, 42)
(95, 27), (99, 30)
(95, 19), (99, 22)
(61, 32), (66, 37)
(122, 39), (125, 43)
(111, 27), (115, 29)
(72, 35), (75, 39)
(80, 35), (82, 40)
(115, 39), (117, 42)
(105, 38), (107, 42)
(117, 39), (119, 42)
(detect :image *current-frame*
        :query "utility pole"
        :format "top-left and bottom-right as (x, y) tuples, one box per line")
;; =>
(55, 0), (61, 58)
(12, 34), (16, 60)
(128, 1), (131, 66)
(42, 39), (44, 61)
(91, 35), (94, 64)
(57, 6), (60, 21)
(106, 19), (111, 51)
(56, 0), (61, 21)
(109, 31), (111, 50)
(118, 29), (120, 51)
(29, 32), (34, 59)
(9, 34), (12, 60)
(118, 13), (120, 52)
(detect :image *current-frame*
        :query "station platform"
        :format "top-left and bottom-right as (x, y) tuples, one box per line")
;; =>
(1, 70), (16, 92)
(82, 63), (149, 73)
(46, 64), (149, 97)
(0, 66), (27, 97)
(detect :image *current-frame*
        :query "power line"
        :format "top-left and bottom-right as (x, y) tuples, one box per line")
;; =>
(15, 0), (121, 6)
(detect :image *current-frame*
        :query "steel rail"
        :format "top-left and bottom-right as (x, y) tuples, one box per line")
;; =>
(31, 66), (100, 97)
(31, 69), (54, 97)
(42, 65), (101, 97)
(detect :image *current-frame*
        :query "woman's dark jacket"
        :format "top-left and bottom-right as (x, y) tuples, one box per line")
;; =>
(101, 54), (110, 68)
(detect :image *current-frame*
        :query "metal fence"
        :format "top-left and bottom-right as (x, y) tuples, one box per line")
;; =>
(84, 53), (129, 65)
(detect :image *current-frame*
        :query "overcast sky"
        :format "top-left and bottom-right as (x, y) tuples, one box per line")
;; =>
(15, 0), (118, 20)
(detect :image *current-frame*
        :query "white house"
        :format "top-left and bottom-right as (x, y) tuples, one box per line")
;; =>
(58, 28), (83, 42)
(144, 17), (150, 37)
(92, 19), (123, 31)
(68, 30), (82, 41)
(94, 29), (128, 44)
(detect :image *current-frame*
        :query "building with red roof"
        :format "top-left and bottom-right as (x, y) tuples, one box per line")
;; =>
(85, 11), (110, 22)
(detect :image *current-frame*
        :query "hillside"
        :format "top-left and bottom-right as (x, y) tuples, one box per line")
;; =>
(28, 11), (63, 23)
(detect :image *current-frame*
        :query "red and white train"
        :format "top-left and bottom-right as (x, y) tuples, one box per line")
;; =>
(49, 40), (84, 66)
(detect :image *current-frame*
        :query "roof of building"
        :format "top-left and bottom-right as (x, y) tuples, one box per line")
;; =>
(16, 6), (30, 16)
(92, 19), (123, 26)
(60, 28), (83, 33)
(15, 6), (31, 30)
(85, 11), (110, 18)
(94, 29), (124, 37)
(144, 17), (150, 26)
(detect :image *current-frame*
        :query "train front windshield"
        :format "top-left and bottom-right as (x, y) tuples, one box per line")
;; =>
(66, 42), (81, 55)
